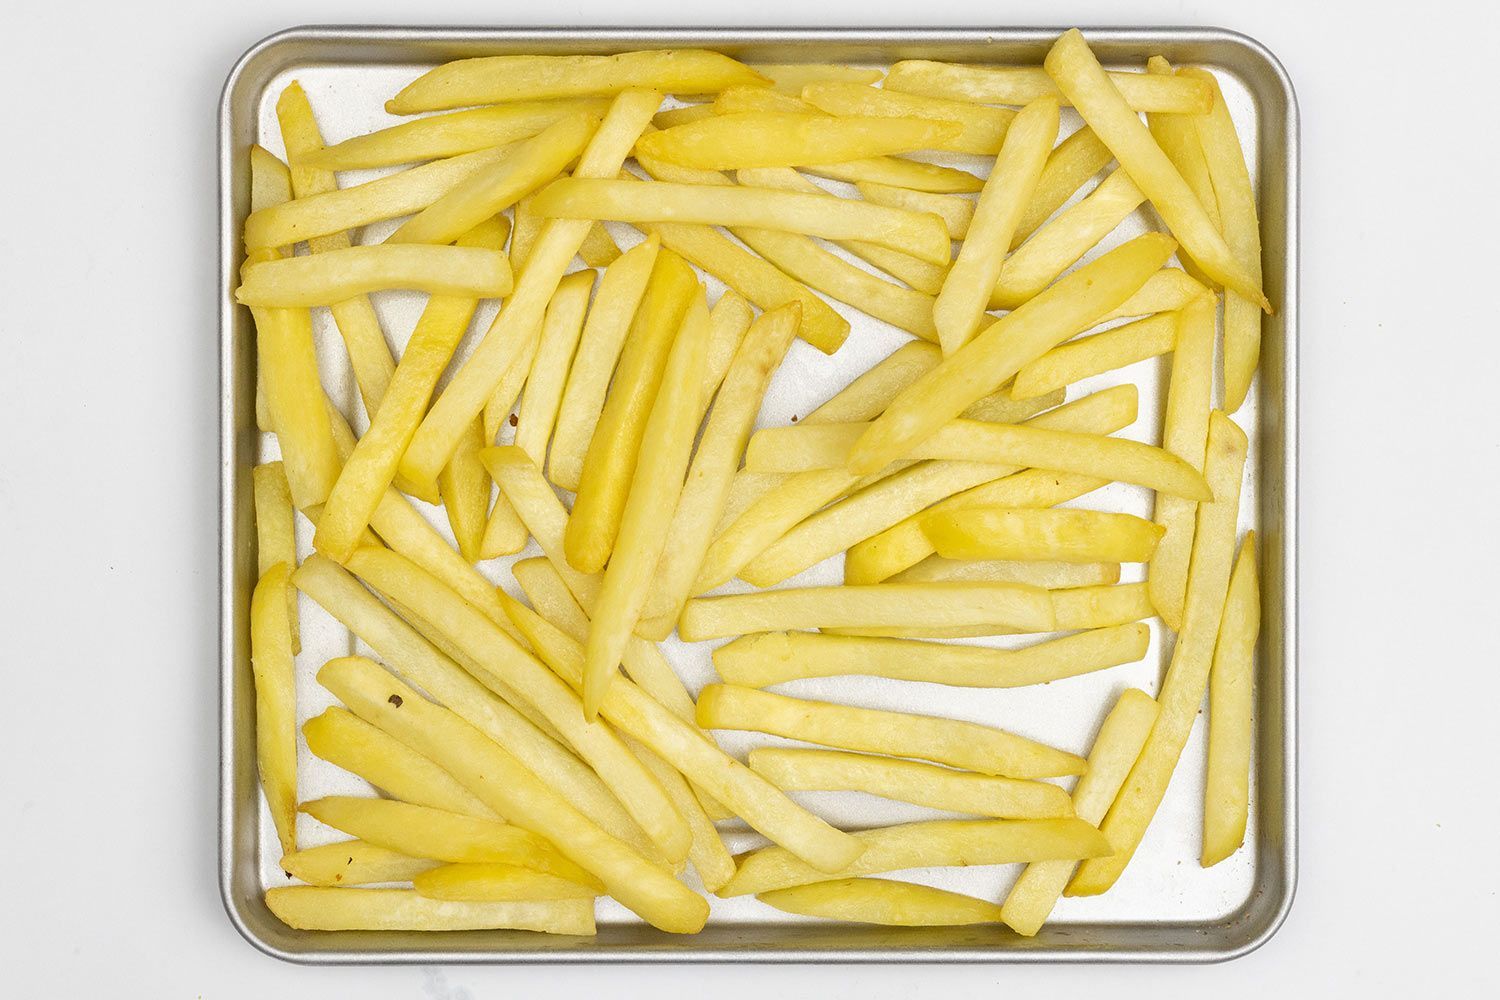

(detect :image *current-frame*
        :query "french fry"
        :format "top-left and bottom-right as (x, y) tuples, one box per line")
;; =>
(1203, 533), (1260, 867)
(719, 818), (1111, 897)
(437, 419), (489, 563)
(1044, 30), (1268, 310)
(635, 305), (801, 639)
(805, 81), (1016, 155)
(344, 547), (692, 864)
(626, 739), (738, 893)
(500, 596), (866, 874)
(250, 563), (297, 856)
(884, 58), (1213, 114)
(252, 461), (298, 650)
(828, 580), (1154, 639)
(583, 287), (709, 716)
(1182, 67), (1265, 411)
(1012, 312), (1178, 400)
(388, 113), (599, 245)
(389, 50), (765, 113)
(248, 146), (289, 431)
(578, 222), (622, 266)
(759, 878), (1006, 926)
(799, 156), (983, 193)
(849, 232), (1175, 474)
(990, 168), (1147, 310)
(838, 239), (948, 294)
(481, 316), (541, 447)
(318, 656), (710, 933)
(566, 252), (697, 574)
(749, 748), (1073, 819)
(752, 63), (885, 94)
(1100, 267), (1206, 323)
(856, 181), (974, 239)
(1145, 57), (1222, 289)
(548, 235), (661, 489)
(639, 112), (962, 169)
(698, 289), (756, 404)
(699, 684), (1083, 778)
(413, 863), (601, 902)
(236, 245), (512, 307)
(1068, 412), (1248, 895)
(933, 96), (1058, 353)
(265, 886), (596, 935)
(1011, 127), (1114, 247)
(252, 303), (339, 511)
(400, 90), (660, 493)
(279, 839), (439, 887)
(712, 85), (815, 115)
(303, 707), (496, 818)
(509, 194), (543, 269)
(513, 269), (595, 465)
(714, 624), (1148, 689)
(654, 103), (715, 129)
(923, 507), (1164, 564)
(479, 494), (529, 560)
(1000, 688), (1159, 935)
(890, 557), (1119, 589)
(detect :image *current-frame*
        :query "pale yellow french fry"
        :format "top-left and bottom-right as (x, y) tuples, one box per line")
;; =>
(501, 595), (865, 874)
(437, 419), (489, 564)
(1098, 268), (1205, 325)
(303, 707), (495, 818)
(699, 289), (755, 403)
(413, 863), (600, 902)
(923, 507), (1164, 564)
(479, 493), (530, 559)
(481, 317), (542, 447)
(890, 557), (1119, 589)
(252, 304), (339, 511)
(266, 886), (595, 934)
(1203, 533), (1260, 867)
(1068, 412), (1248, 895)
(390, 50), (763, 113)
(509, 193), (543, 270)
(749, 748), (1073, 819)
(578, 222), (621, 266)
(1145, 56), (1222, 290)
(279, 839), (439, 887)
(548, 235), (661, 489)
(753, 63), (884, 94)
(807, 340), (943, 424)
(291, 556), (655, 856)
(639, 112), (961, 169)
(236, 245), (512, 307)
(628, 739), (738, 893)
(760, 878), (1006, 926)
(1182, 67), (1264, 412)
(885, 58), (1214, 114)
(1011, 127), (1114, 247)
(711, 85), (815, 115)
(714, 624), (1148, 689)
(653, 103), (715, 129)
(247, 146), (290, 431)
(829, 580), (1155, 639)
(583, 289), (709, 716)
(400, 90), (660, 494)
(250, 564), (297, 856)
(990, 168), (1147, 310)
(699, 684), (1082, 778)
(344, 547), (691, 864)
(252, 461), (299, 651)
(850, 232), (1175, 474)
(856, 181), (974, 239)
(635, 305), (801, 639)
(1001, 688), (1158, 935)
(804, 81), (1015, 155)
(389, 113), (599, 246)
(839, 239), (949, 294)
(1013, 311), (1178, 400)
(318, 656), (709, 933)
(513, 269), (595, 466)
(720, 818), (1111, 897)
(933, 97), (1058, 353)
(800, 156), (984, 193)
(1044, 31), (1268, 310)
(566, 251), (697, 574)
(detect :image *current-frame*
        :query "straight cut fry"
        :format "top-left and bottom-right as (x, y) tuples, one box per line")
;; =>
(481, 316), (541, 446)
(638, 112), (962, 169)
(250, 564), (297, 856)
(628, 741), (738, 893)
(1098, 267), (1206, 323)
(253, 302), (339, 510)
(933, 97), (1058, 353)
(825, 581), (1153, 639)
(1011, 311), (1178, 400)
(884, 59), (1214, 114)
(265, 887), (595, 935)
(513, 269), (595, 465)
(890, 557), (1119, 589)
(413, 863), (600, 902)
(856, 181), (975, 239)
(800, 156), (984, 193)
(713, 625), (1149, 689)
(252, 461), (298, 650)
(1001, 688), (1158, 935)
(1145, 57), (1221, 290)
(752, 63), (885, 93)
(437, 419), (489, 563)
(748, 748), (1074, 818)
(1203, 533), (1260, 867)
(698, 684), (1085, 778)
(279, 840), (439, 887)
(804, 82), (1016, 155)
(923, 507), (1164, 564)
(236, 245), (513, 306)
(1069, 412), (1248, 895)
(719, 818), (1111, 896)
(1011, 127), (1114, 246)
(711, 86), (813, 114)
(758, 878), (1007, 926)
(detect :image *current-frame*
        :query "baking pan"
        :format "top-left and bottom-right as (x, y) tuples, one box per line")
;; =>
(219, 25), (1297, 963)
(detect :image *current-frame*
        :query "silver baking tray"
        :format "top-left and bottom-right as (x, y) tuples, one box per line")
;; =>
(219, 25), (1298, 964)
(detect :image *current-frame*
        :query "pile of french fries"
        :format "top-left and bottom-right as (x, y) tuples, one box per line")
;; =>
(241, 28), (1265, 939)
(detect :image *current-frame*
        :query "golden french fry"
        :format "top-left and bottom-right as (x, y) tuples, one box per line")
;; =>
(252, 461), (299, 650)
(699, 684), (1083, 778)
(303, 707), (495, 818)
(805, 81), (1015, 155)
(720, 818), (1111, 897)
(1203, 532), (1260, 867)
(566, 252), (697, 574)
(578, 222), (621, 265)
(318, 656), (709, 933)
(265, 886), (596, 935)
(236, 245), (512, 306)
(749, 748), (1073, 819)
(654, 103), (715, 129)
(639, 112), (962, 169)
(252, 304), (339, 511)
(1001, 688), (1158, 935)
(279, 839), (439, 887)
(803, 156), (984, 193)
(923, 507), (1164, 564)
(885, 58), (1213, 114)
(413, 863), (599, 902)
(1012, 312), (1178, 400)
(759, 878), (1006, 926)
(849, 232), (1175, 474)
(1011, 126), (1114, 247)
(250, 563), (297, 856)
(390, 50), (763, 113)
(1069, 412), (1248, 895)
(933, 97), (1058, 353)
(479, 493), (530, 560)
(752, 63), (885, 93)
(513, 269), (595, 465)
(856, 181), (974, 239)
(389, 113), (599, 245)
(715, 624), (1148, 689)
(891, 557), (1118, 589)
(400, 90), (660, 493)
(509, 193), (543, 269)
(1100, 268), (1206, 323)
(437, 419), (489, 563)
(1044, 31), (1268, 310)
(711, 85), (815, 114)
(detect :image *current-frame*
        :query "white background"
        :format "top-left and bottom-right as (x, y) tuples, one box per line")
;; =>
(2, 0), (1497, 995)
